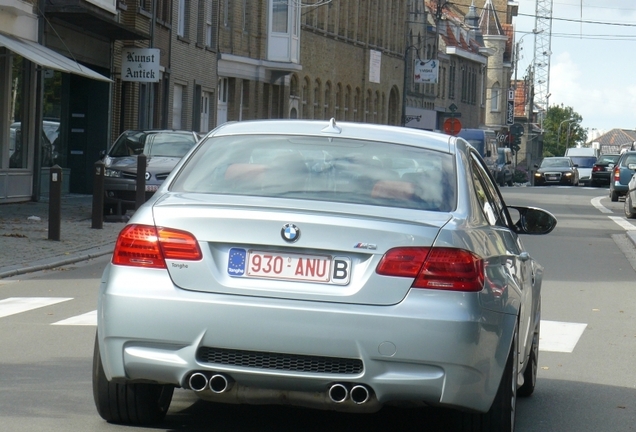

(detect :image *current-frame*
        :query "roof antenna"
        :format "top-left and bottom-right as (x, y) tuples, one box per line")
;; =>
(321, 118), (342, 134)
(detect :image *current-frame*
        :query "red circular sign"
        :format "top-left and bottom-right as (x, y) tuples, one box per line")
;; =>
(443, 117), (462, 135)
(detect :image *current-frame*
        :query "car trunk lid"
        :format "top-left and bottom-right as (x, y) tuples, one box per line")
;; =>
(151, 194), (450, 306)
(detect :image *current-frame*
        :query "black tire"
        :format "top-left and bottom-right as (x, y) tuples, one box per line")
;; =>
(611, 189), (619, 202)
(518, 319), (539, 397)
(506, 178), (513, 187)
(92, 335), (174, 425)
(624, 194), (636, 219)
(455, 322), (518, 432)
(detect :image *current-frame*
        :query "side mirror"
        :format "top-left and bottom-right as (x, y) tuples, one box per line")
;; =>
(533, 164), (539, 168)
(508, 206), (557, 235)
(573, 164), (579, 168)
(99, 150), (107, 159)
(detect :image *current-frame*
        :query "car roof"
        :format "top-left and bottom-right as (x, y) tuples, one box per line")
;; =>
(208, 119), (455, 154)
(123, 129), (195, 134)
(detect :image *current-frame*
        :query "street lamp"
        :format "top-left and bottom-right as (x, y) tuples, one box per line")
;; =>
(557, 118), (575, 155)
(565, 121), (577, 150)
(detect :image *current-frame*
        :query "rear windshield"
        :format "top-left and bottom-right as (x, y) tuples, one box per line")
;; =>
(171, 135), (457, 212)
(569, 156), (596, 168)
(596, 154), (619, 164)
(621, 154), (636, 167)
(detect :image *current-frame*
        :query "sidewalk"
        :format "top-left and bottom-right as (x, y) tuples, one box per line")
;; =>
(0, 195), (126, 278)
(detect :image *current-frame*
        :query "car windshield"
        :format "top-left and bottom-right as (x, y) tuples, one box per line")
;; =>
(108, 131), (197, 158)
(569, 156), (596, 168)
(540, 158), (570, 168)
(171, 135), (457, 212)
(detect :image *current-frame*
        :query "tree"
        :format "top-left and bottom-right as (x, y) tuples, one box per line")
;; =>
(541, 105), (588, 157)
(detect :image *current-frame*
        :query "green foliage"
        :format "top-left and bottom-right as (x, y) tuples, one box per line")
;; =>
(542, 105), (588, 157)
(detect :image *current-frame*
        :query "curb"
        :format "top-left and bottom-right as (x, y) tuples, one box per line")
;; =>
(0, 244), (114, 279)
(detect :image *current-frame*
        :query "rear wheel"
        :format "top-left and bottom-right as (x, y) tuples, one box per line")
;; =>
(624, 194), (636, 219)
(455, 321), (518, 432)
(611, 189), (619, 202)
(92, 335), (174, 425)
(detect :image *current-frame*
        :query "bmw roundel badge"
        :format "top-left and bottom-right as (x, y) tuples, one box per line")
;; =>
(281, 223), (300, 243)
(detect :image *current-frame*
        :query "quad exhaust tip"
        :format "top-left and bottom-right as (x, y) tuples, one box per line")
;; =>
(187, 372), (233, 393)
(328, 383), (371, 404)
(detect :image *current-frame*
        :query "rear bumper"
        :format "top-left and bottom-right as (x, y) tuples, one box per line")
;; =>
(97, 265), (516, 413)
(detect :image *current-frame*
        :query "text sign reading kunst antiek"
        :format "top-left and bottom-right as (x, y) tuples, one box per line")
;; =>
(122, 48), (160, 82)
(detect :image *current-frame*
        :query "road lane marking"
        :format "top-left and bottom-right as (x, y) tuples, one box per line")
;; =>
(608, 216), (636, 231)
(539, 320), (587, 353)
(0, 297), (73, 318)
(591, 196), (613, 213)
(52, 310), (97, 326)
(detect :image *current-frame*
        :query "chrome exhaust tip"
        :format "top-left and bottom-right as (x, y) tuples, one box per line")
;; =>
(188, 372), (209, 392)
(209, 373), (233, 393)
(350, 385), (370, 404)
(328, 383), (349, 403)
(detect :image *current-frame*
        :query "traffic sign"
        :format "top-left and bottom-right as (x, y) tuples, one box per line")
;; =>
(443, 117), (462, 135)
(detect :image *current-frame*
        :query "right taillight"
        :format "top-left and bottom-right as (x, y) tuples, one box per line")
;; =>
(376, 247), (484, 292)
(112, 224), (202, 269)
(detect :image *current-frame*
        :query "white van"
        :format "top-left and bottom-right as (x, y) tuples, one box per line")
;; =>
(565, 147), (598, 185)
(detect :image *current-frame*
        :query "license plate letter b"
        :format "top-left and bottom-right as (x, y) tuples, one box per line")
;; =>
(332, 259), (349, 282)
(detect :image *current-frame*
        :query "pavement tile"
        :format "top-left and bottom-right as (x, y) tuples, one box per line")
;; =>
(0, 195), (127, 278)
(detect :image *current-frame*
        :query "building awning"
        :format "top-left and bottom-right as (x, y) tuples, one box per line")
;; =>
(0, 32), (111, 82)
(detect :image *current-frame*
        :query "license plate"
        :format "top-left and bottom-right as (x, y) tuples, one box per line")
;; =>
(227, 248), (351, 285)
(145, 185), (159, 192)
(546, 175), (558, 181)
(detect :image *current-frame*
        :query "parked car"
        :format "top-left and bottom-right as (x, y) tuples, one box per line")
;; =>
(533, 157), (579, 186)
(591, 153), (620, 187)
(609, 151), (636, 201)
(93, 119), (557, 431)
(496, 147), (514, 186)
(625, 173), (636, 218)
(102, 130), (200, 214)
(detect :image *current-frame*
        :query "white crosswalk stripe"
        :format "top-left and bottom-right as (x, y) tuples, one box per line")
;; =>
(0, 297), (72, 318)
(539, 320), (587, 353)
(52, 310), (97, 326)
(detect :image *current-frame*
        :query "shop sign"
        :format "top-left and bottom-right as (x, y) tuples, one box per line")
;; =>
(122, 48), (160, 82)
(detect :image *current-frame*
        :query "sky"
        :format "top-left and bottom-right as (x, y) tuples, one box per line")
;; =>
(514, 0), (636, 139)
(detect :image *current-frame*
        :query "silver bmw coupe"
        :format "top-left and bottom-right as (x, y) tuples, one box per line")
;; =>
(93, 119), (556, 431)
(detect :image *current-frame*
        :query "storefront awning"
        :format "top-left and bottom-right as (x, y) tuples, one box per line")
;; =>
(0, 32), (111, 82)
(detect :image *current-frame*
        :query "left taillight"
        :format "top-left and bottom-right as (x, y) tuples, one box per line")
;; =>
(112, 224), (202, 269)
(376, 247), (484, 292)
